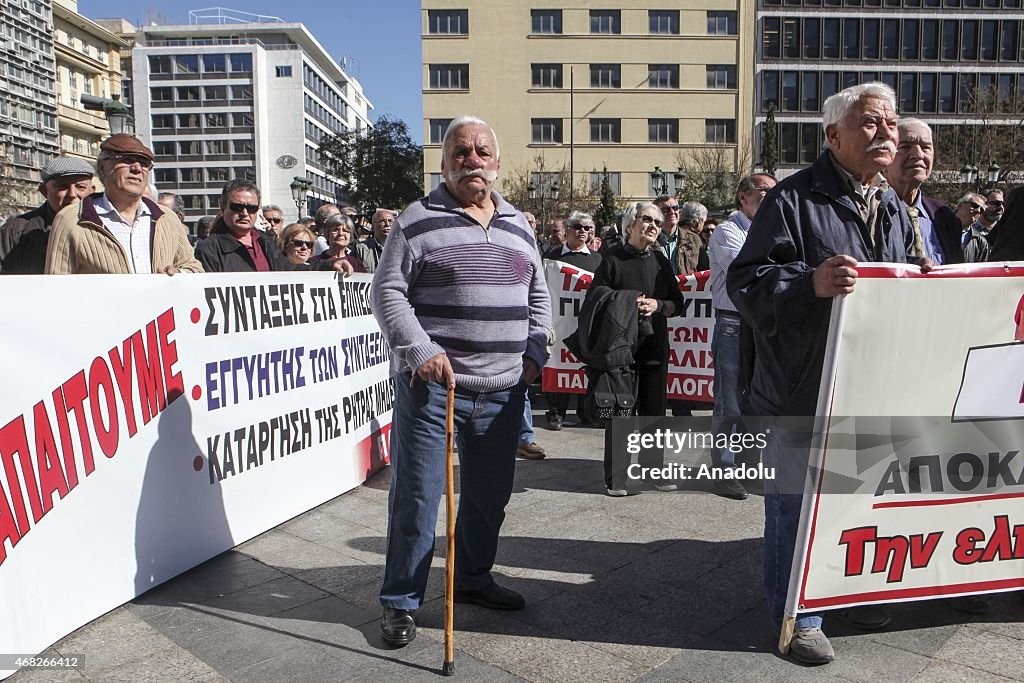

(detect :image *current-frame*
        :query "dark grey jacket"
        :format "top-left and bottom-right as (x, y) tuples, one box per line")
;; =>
(727, 151), (915, 416)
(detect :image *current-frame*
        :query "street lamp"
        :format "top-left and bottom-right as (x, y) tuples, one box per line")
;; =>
(80, 93), (135, 136)
(527, 176), (560, 238)
(289, 176), (313, 219)
(650, 166), (685, 197)
(960, 162), (1001, 192)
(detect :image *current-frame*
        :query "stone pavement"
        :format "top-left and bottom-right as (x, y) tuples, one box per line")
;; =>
(12, 410), (1024, 683)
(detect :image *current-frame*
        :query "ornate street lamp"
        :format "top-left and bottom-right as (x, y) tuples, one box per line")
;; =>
(986, 162), (1000, 185)
(650, 166), (685, 197)
(289, 176), (313, 219)
(80, 93), (135, 136)
(528, 176), (560, 237)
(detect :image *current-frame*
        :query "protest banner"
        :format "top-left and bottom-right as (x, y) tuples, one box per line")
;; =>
(541, 259), (715, 402)
(0, 272), (392, 678)
(781, 263), (1024, 649)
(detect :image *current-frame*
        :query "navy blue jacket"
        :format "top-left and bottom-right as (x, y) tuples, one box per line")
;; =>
(726, 151), (915, 416)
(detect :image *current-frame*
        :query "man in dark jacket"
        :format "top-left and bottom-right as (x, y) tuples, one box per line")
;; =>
(196, 180), (350, 274)
(882, 118), (962, 264)
(728, 82), (929, 666)
(0, 157), (95, 274)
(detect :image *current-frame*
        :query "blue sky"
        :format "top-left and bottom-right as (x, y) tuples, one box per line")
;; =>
(78, 0), (425, 142)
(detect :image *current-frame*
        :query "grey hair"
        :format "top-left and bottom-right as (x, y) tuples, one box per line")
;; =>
(442, 115), (500, 160)
(897, 117), (932, 137)
(736, 173), (776, 205)
(261, 203), (283, 213)
(821, 82), (897, 147)
(373, 207), (397, 221)
(324, 213), (355, 233)
(679, 201), (708, 227)
(621, 201), (658, 234)
(158, 192), (184, 213)
(958, 193), (985, 205)
(565, 210), (594, 228)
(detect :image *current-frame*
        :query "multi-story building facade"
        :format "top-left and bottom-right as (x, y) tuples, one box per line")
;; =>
(0, 0), (59, 214)
(421, 1), (755, 204)
(756, 0), (1024, 178)
(128, 12), (372, 225)
(53, 0), (126, 169)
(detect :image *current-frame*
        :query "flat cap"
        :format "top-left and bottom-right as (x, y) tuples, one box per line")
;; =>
(40, 157), (95, 182)
(100, 134), (154, 162)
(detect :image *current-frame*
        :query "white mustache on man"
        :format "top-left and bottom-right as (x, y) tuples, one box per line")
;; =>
(447, 168), (498, 183)
(866, 139), (897, 154)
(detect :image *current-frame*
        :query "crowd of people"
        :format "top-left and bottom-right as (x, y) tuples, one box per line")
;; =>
(0, 85), (1019, 669)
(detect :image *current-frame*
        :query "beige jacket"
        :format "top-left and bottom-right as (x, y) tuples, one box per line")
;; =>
(46, 194), (203, 274)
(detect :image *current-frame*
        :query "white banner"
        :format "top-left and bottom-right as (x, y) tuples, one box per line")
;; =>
(791, 263), (1024, 618)
(0, 272), (393, 678)
(540, 259), (715, 402)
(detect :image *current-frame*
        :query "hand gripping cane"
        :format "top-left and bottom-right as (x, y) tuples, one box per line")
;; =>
(442, 385), (456, 676)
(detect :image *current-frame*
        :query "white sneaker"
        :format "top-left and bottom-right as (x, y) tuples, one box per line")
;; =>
(606, 487), (628, 497)
(789, 627), (834, 665)
(653, 483), (677, 492)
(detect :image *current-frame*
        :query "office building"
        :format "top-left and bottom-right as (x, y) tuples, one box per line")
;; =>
(422, 1), (756, 203)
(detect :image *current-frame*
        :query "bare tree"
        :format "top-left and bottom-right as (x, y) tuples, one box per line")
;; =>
(674, 137), (754, 213)
(499, 154), (600, 228)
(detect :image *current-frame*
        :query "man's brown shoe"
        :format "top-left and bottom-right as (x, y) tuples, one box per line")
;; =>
(516, 443), (546, 459)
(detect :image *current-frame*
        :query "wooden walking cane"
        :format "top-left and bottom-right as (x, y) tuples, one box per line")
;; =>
(442, 385), (456, 676)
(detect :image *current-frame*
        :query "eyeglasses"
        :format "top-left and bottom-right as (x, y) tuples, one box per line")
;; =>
(569, 224), (594, 231)
(963, 202), (984, 213)
(641, 214), (664, 227)
(988, 200), (1004, 207)
(266, 216), (284, 224)
(111, 154), (153, 170)
(702, 228), (716, 235)
(659, 204), (680, 213)
(229, 202), (260, 214)
(751, 186), (774, 193)
(289, 239), (314, 249)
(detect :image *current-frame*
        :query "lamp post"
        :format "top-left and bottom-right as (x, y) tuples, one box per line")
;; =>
(80, 93), (135, 136)
(527, 176), (560, 238)
(650, 166), (685, 197)
(960, 161), (1000, 193)
(289, 176), (312, 220)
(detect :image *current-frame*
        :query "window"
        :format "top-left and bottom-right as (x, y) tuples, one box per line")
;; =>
(962, 20), (979, 60)
(532, 63), (563, 88)
(843, 18), (860, 59)
(204, 85), (227, 101)
(531, 9), (562, 34)
(175, 55), (199, 75)
(151, 87), (172, 102)
(783, 18), (800, 58)
(230, 53), (252, 73)
(176, 86), (200, 101)
(151, 114), (174, 129)
(590, 119), (620, 143)
(707, 65), (736, 89)
(231, 85), (253, 100)
(782, 71), (799, 110)
(903, 20), (920, 60)
(763, 71), (780, 109)
(429, 64), (469, 89)
(180, 168), (201, 182)
(706, 119), (735, 144)
(648, 64), (679, 89)
(648, 118), (678, 143)
(922, 20), (939, 60)
(153, 141), (175, 157)
(763, 18), (781, 58)
(1002, 20), (1019, 61)
(179, 140), (201, 156)
(428, 9), (468, 34)
(823, 19), (841, 59)
(780, 123), (799, 164)
(429, 118), (452, 144)
(275, 65), (292, 77)
(804, 18), (821, 59)
(649, 10), (679, 35)
(232, 140), (255, 156)
(177, 113), (200, 128)
(592, 64), (621, 88)
(206, 140), (229, 156)
(429, 173), (443, 191)
(154, 168), (176, 185)
(148, 56), (171, 74)
(919, 72), (937, 112)
(231, 112), (254, 127)
(531, 118), (562, 143)
(205, 112), (226, 128)
(203, 54), (225, 73)
(803, 72), (819, 111)
(980, 20), (998, 60)
(863, 19), (880, 60)
(590, 171), (621, 196)
(708, 11), (737, 36)
(883, 19), (900, 60)
(800, 123), (820, 164)
(590, 10), (620, 34)
(900, 73), (917, 112)
(207, 167), (229, 182)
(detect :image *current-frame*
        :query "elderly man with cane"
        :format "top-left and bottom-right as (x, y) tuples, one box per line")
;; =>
(371, 116), (551, 665)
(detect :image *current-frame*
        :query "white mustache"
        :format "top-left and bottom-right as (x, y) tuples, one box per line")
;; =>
(448, 168), (498, 182)
(867, 140), (897, 154)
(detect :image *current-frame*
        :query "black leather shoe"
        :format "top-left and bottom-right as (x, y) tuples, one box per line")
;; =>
(712, 478), (748, 500)
(454, 582), (525, 610)
(380, 608), (416, 646)
(546, 411), (563, 431)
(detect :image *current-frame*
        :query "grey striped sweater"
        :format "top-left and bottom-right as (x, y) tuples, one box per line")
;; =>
(371, 184), (551, 392)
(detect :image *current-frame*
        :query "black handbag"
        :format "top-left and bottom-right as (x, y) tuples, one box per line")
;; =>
(583, 366), (638, 426)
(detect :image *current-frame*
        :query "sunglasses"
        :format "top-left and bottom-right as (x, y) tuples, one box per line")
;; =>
(988, 200), (1004, 207)
(289, 239), (314, 249)
(660, 204), (680, 213)
(229, 202), (260, 214)
(641, 214), (664, 227)
(112, 154), (153, 170)
(964, 202), (984, 212)
(266, 216), (284, 224)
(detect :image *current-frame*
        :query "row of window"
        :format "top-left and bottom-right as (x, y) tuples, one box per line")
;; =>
(763, 17), (1024, 63)
(527, 118), (736, 145)
(428, 63), (737, 91)
(150, 85), (252, 102)
(302, 64), (347, 118)
(151, 112), (254, 130)
(148, 53), (253, 75)
(762, 69), (1024, 114)
(303, 93), (346, 135)
(152, 139), (255, 157)
(153, 166), (255, 185)
(426, 9), (738, 36)
(763, 0), (1020, 7)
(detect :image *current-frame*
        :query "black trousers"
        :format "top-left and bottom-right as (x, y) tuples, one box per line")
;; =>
(603, 361), (668, 489)
(544, 391), (573, 415)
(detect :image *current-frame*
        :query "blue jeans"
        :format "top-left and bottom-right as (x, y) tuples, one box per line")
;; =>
(762, 424), (822, 630)
(380, 374), (525, 610)
(711, 314), (754, 468)
(519, 392), (536, 446)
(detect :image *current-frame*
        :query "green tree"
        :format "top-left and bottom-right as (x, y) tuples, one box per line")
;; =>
(318, 116), (423, 209)
(594, 166), (619, 228)
(760, 103), (778, 177)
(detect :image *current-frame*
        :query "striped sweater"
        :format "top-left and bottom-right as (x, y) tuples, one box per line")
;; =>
(371, 184), (552, 392)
